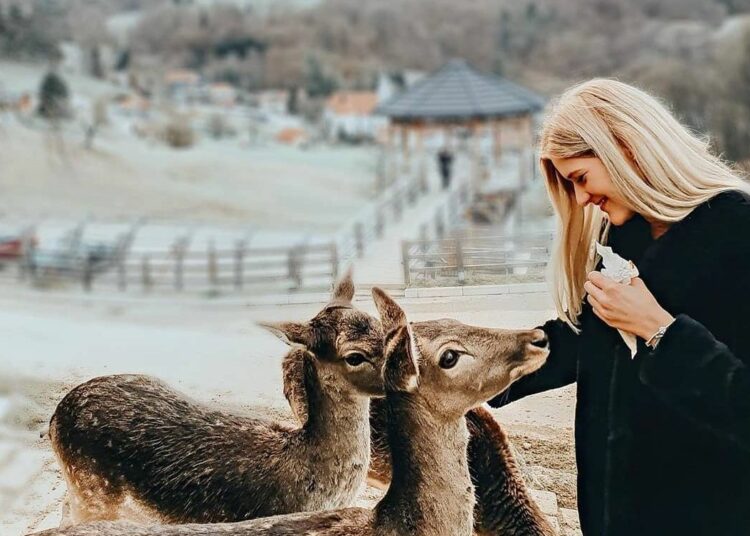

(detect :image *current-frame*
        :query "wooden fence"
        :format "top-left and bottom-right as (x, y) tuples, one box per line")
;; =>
(4, 238), (339, 294)
(402, 231), (554, 287)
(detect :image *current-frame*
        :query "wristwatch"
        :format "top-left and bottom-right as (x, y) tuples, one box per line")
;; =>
(645, 320), (675, 350)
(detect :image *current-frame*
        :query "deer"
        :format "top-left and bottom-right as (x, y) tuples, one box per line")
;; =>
(31, 287), (550, 536)
(283, 344), (555, 535)
(47, 272), (385, 526)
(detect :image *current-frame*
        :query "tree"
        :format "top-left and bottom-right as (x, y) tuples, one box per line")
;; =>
(305, 56), (338, 98)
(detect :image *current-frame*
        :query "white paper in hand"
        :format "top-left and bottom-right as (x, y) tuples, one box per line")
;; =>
(595, 242), (639, 357)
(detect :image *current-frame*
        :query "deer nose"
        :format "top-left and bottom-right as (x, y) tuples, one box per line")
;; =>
(530, 330), (549, 349)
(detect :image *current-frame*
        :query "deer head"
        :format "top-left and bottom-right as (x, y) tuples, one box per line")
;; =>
(260, 271), (385, 419)
(372, 287), (549, 419)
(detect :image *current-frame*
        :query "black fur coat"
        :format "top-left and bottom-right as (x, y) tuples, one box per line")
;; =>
(491, 190), (750, 536)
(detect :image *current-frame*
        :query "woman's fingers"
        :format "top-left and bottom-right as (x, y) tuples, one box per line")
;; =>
(584, 280), (608, 307)
(587, 293), (606, 319)
(587, 271), (616, 290)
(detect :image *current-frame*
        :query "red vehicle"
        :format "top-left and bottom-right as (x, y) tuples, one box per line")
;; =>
(0, 235), (34, 260)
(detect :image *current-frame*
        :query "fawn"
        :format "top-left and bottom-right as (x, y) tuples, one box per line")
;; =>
(33, 287), (549, 536)
(48, 273), (384, 525)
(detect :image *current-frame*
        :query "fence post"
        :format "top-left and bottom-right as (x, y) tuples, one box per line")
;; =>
(393, 193), (403, 222)
(330, 242), (339, 282)
(82, 254), (93, 291)
(18, 227), (36, 283)
(354, 222), (365, 258)
(141, 255), (152, 292)
(375, 206), (384, 238)
(406, 175), (417, 205)
(173, 238), (187, 291)
(419, 157), (428, 194)
(207, 240), (218, 289)
(401, 241), (411, 287)
(456, 237), (465, 286)
(117, 251), (127, 291)
(419, 224), (429, 252)
(434, 207), (445, 239)
(288, 246), (302, 290)
(234, 239), (245, 291)
(376, 150), (386, 194)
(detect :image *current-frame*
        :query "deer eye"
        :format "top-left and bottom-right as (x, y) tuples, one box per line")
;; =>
(439, 350), (460, 369)
(345, 353), (367, 367)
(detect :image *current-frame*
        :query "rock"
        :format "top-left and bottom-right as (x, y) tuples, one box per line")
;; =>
(560, 507), (581, 530)
(529, 488), (559, 517)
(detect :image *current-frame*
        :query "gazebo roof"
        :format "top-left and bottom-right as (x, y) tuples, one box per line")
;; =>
(375, 59), (545, 122)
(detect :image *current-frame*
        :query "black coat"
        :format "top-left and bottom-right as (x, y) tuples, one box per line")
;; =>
(490, 190), (750, 536)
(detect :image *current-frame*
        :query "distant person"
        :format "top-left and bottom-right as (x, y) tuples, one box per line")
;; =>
(490, 79), (750, 536)
(437, 147), (454, 189)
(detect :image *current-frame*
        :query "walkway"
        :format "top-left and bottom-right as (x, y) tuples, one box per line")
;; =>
(350, 158), (468, 288)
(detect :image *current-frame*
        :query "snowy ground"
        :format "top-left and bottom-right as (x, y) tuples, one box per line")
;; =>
(0, 117), (376, 231)
(0, 286), (578, 535)
(0, 60), (377, 232)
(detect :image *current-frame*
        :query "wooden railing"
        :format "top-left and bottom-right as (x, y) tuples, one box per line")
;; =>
(2, 236), (339, 294)
(402, 231), (554, 287)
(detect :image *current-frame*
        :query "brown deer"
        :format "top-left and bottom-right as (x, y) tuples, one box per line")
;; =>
(47, 272), (385, 526)
(284, 349), (555, 535)
(31, 287), (549, 536)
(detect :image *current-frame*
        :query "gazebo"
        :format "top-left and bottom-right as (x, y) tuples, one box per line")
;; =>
(375, 59), (545, 187)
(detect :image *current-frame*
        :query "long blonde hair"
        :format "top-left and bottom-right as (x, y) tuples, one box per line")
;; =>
(540, 78), (749, 329)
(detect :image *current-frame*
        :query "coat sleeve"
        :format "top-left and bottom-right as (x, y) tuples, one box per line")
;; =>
(489, 314), (580, 408)
(637, 314), (750, 452)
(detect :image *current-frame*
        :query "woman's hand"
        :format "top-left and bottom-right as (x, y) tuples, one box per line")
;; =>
(584, 271), (675, 340)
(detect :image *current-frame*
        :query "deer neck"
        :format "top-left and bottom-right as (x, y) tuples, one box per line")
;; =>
(467, 409), (555, 535)
(301, 366), (370, 452)
(374, 393), (475, 536)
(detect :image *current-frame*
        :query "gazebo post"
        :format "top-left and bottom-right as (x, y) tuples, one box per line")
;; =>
(416, 122), (427, 192)
(492, 118), (502, 168)
(400, 124), (411, 173)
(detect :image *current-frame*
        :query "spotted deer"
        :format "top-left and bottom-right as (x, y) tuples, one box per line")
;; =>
(33, 287), (549, 536)
(47, 272), (385, 526)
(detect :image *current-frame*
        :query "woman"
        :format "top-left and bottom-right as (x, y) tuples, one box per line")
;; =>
(490, 79), (750, 536)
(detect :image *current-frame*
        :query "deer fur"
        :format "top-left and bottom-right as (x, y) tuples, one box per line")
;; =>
(284, 347), (554, 535)
(47, 273), (385, 526)
(32, 288), (549, 536)
(368, 401), (555, 535)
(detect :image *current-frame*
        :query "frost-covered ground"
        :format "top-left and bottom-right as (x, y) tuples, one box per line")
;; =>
(0, 60), (377, 232)
(0, 117), (376, 231)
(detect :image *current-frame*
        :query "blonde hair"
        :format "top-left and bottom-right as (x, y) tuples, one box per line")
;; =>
(540, 78), (750, 329)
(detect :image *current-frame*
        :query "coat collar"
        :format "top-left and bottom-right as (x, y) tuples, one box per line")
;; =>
(607, 191), (744, 315)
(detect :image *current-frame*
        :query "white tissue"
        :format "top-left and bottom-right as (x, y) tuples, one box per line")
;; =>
(595, 242), (639, 357)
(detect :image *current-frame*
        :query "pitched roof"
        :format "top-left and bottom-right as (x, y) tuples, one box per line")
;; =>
(326, 91), (378, 116)
(375, 59), (545, 121)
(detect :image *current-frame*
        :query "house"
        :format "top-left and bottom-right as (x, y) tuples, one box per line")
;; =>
(207, 82), (237, 107)
(324, 91), (386, 141)
(164, 69), (201, 104)
(256, 89), (289, 115)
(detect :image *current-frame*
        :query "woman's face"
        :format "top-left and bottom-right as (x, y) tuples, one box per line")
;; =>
(550, 156), (636, 226)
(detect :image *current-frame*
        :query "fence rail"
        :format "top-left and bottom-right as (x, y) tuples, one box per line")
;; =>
(1, 239), (339, 294)
(402, 232), (554, 287)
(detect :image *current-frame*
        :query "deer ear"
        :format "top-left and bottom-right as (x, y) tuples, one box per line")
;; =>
(372, 287), (406, 332)
(281, 347), (315, 426)
(383, 325), (419, 392)
(258, 321), (313, 347)
(331, 268), (355, 303)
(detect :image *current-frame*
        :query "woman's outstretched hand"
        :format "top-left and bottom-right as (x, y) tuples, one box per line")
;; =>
(584, 271), (675, 341)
